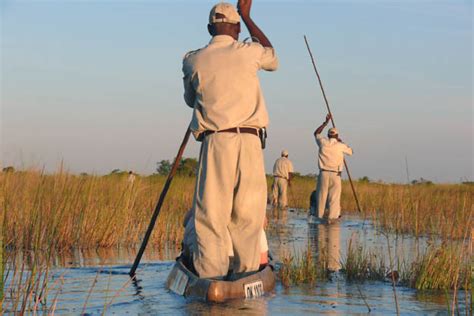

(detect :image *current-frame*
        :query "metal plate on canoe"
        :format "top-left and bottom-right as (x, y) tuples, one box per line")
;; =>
(169, 268), (189, 295)
(244, 280), (264, 298)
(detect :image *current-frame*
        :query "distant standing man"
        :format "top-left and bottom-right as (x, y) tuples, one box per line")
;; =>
(272, 150), (294, 209)
(312, 114), (353, 222)
(127, 171), (136, 185)
(182, 1), (278, 278)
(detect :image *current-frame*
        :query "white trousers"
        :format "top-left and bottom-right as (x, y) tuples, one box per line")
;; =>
(315, 171), (342, 219)
(272, 177), (288, 208)
(192, 132), (267, 278)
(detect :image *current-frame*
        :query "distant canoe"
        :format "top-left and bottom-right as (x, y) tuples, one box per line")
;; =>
(166, 258), (276, 303)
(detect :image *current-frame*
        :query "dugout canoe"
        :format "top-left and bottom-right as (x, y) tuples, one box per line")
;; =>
(166, 258), (275, 303)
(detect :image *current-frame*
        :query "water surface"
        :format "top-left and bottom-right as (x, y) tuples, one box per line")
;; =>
(4, 209), (457, 315)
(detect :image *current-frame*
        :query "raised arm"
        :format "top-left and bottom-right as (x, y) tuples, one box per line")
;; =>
(237, 0), (273, 48)
(314, 114), (331, 136)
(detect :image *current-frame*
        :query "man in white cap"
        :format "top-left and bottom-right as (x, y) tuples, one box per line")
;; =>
(272, 149), (294, 209)
(310, 114), (353, 224)
(182, 0), (278, 279)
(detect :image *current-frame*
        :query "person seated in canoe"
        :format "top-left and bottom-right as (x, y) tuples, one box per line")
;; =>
(181, 0), (278, 279)
(181, 208), (269, 278)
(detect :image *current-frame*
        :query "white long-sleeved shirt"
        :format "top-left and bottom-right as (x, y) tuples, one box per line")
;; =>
(273, 157), (294, 179)
(182, 35), (278, 139)
(315, 134), (353, 172)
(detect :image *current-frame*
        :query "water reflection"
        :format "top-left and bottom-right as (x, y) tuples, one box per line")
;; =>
(309, 223), (341, 272)
(132, 276), (145, 300)
(185, 297), (269, 315)
(270, 205), (288, 224)
(3, 211), (460, 315)
(5, 246), (180, 270)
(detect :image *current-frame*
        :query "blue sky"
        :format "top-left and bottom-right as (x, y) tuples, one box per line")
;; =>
(1, 1), (472, 183)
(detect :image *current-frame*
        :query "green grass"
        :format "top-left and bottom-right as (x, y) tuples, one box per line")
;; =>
(339, 238), (472, 292)
(278, 245), (328, 287)
(340, 239), (386, 281)
(408, 242), (472, 291)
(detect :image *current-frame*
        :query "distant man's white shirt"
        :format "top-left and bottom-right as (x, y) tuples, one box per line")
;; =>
(273, 157), (294, 179)
(182, 35), (278, 138)
(315, 134), (353, 172)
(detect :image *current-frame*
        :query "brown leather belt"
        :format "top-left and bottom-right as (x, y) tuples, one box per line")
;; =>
(321, 169), (342, 176)
(274, 175), (288, 180)
(203, 127), (259, 138)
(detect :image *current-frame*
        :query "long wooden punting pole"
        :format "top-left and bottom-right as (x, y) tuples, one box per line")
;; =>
(129, 126), (192, 277)
(304, 35), (362, 213)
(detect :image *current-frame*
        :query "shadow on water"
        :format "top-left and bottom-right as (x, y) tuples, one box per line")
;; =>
(3, 208), (463, 315)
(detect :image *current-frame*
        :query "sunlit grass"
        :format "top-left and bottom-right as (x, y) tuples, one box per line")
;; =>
(339, 238), (472, 292)
(2, 170), (472, 312)
(278, 246), (328, 287)
(280, 176), (473, 239)
(408, 242), (472, 291)
(2, 252), (57, 314)
(3, 171), (472, 253)
(342, 182), (473, 240)
(340, 239), (386, 281)
(2, 170), (193, 252)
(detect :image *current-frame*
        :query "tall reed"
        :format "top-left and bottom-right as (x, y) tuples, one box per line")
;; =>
(1, 173), (5, 303)
(271, 175), (473, 240)
(342, 182), (473, 239)
(278, 245), (328, 287)
(408, 242), (471, 291)
(340, 238), (472, 292)
(341, 239), (386, 281)
(2, 170), (194, 252)
(2, 251), (59, 314)
(4, 170), (472, 253)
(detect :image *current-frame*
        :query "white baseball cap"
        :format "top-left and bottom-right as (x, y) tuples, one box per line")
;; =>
(281, 149), (289, 157)
(328, 128), (338, 136)
(209, 2), (240, 25)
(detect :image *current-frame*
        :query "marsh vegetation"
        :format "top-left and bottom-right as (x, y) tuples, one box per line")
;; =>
(1, 170), (472, 313)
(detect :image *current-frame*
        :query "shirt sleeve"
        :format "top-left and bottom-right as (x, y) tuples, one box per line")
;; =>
(288, 161), (294, 173)
(342, 144), (353, 156)
(182, 58), (196, 108)
(258, 46), (279, 71)
(315, 134), (325, 147)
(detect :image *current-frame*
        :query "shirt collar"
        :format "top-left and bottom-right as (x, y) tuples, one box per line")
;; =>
(210, 35), (236, 44)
